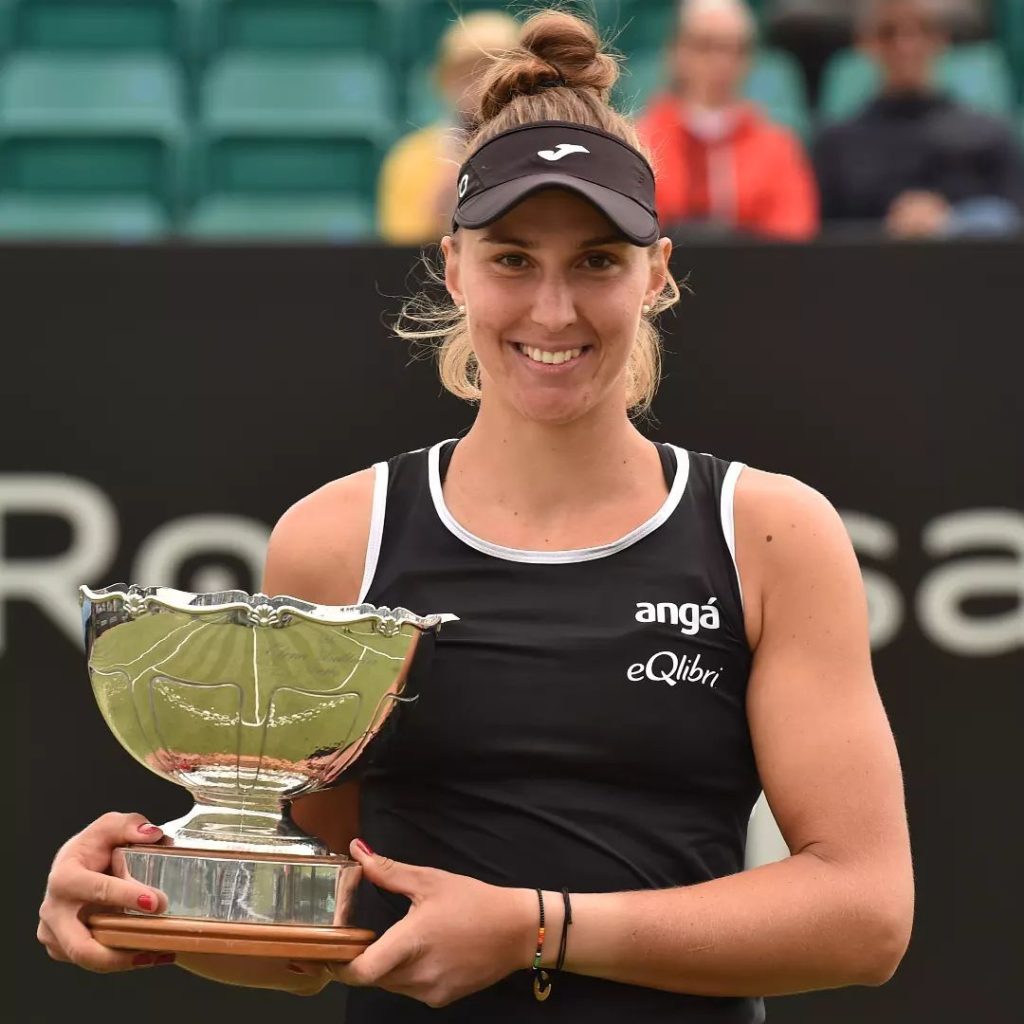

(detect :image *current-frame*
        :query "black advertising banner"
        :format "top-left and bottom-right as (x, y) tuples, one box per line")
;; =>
(3, 242), (1021, 1022)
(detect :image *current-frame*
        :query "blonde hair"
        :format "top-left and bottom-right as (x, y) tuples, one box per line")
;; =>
(395, 9), (681, 417)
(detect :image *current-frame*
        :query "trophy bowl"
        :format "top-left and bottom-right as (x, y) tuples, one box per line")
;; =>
(78, 583), (458, 960)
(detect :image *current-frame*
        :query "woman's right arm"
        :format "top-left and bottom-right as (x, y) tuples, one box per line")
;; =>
(37, 468), (377, 992)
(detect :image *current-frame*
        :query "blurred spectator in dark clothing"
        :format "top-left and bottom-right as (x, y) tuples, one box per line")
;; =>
(813, 0), (1024, 239)
(637, 0), (818, 241)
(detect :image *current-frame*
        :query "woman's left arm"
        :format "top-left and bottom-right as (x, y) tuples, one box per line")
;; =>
(330, 472), (914, 1006)
(559, 470), (914, 995)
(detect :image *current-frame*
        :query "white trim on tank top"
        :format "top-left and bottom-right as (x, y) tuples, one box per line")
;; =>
(357, 460), (389, 603)
(427, 438), (691, 564)
(720, 460), (746, 613)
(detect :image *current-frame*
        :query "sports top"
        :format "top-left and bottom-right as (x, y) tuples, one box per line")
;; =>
(345, 438), (765, 1023)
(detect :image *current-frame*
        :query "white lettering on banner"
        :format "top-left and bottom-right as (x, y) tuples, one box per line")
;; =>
(841, 511), (904, 650)
(0, 475), (271, 658)
(1, 475), (1020, 660)
(133, 516), (270, 598)
(916, 510), (1024, 656)
(0, 475), (117, 652)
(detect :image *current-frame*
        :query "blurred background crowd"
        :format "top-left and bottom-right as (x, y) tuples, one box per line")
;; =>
(0, 0), (1022, 244)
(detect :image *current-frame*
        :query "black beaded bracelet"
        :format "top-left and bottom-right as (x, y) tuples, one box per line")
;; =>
(532, 888), (551, 1001)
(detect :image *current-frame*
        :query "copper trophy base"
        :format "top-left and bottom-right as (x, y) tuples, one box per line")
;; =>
(88, 912), (375, 961)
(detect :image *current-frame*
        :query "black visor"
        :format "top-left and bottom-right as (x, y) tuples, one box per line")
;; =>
(452, 121), (659, 246)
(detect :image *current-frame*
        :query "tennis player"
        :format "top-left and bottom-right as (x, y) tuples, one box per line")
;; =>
(38, 10), (913, 1022)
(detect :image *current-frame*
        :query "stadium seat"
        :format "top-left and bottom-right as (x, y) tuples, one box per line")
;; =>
(994, 0), (1024, 94)
(201, 52), (393, 137)
(0, 55), (188, 232)
(613, 47), (810, 140)
(184, 194), (374, 240)
(404, 60), (443, 129)
(0, 194), (168, 239)
(6, 0), (186, 53)
(744, 47), (811, 138)
(192, 54), (390, 237)
(202, 0), (391, 57)
(596, 0), (678, 56)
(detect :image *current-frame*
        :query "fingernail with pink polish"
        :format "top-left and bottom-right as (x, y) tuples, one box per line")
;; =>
(137, 893), (156, 912)
(154, 953), (176, 966)
(355, 838), (374, 856)
(132, 953), (157, 967)
(138, 823), (162, 836)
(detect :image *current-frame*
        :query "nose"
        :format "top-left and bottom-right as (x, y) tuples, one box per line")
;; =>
(529, 273), (577, 334)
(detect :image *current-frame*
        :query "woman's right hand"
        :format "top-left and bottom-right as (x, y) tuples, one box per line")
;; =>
(37, 812), (171, 972)
(37, 812), (333, 994)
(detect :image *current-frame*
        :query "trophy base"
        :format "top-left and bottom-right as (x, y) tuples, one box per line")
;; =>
(113, 843), (363, 927)
(88, 912), (375, 961)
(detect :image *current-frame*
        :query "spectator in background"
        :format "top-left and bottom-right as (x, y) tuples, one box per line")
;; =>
(813, 0), (1024, 239)
(378, 11), (519, 244)
(637, 0), (819, 241)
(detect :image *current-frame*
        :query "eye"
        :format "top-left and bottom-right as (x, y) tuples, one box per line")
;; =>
(496, 252), (529, 269)
(582, 252), (616, 270)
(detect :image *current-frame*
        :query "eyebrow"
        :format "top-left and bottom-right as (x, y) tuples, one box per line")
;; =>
(480, 232), (628, 248)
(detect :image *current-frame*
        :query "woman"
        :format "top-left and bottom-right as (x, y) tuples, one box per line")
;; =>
(36, 11), (913, 1021)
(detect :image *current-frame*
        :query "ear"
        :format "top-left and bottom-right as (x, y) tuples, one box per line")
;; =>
(647, 237), (672, 304)
(441, 234), (463, 308)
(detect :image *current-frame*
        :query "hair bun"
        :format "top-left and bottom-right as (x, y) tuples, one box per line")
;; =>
(478, 11), (619, 123)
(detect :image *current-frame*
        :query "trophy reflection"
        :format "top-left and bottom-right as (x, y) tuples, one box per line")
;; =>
(79, 584), (457, 961)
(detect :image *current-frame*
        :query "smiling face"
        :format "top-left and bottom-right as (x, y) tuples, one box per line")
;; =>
(442, 189), (670, 427)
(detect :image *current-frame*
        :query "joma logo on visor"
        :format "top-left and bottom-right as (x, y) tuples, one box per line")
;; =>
(537, 143), (590, 161)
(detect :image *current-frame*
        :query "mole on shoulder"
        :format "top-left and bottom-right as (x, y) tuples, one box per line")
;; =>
(766, 535), (773, 542)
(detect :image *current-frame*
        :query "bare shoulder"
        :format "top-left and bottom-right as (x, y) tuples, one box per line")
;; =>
(732, 467), (859, 640)
(262, 467), (377, 606)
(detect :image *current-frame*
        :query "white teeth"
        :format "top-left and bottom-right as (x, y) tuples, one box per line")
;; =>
(517, 344), (584, 365)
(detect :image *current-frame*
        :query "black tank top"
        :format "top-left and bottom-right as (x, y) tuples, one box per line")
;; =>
(347, 438), (764, 1023)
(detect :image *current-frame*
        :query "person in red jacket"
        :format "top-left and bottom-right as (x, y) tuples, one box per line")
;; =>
(637, 0), (819, 241)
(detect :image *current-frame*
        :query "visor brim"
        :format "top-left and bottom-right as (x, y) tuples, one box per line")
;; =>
(454, 174), (659, 246)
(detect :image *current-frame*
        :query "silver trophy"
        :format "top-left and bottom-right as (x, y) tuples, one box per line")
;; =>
(79, 584), (457, 961)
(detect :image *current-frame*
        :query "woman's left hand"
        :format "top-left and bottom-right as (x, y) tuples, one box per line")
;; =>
(322, 839), (536, 1007)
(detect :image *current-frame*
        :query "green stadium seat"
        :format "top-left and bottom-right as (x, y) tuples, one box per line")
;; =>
(0, 55), (187, 219)
(203, 0), (391, 57)
(612, 48), (668, 116)
(184, 194), (374, 240)
(201, 53), (393, 137)
(404, 60), (443, 130)
(820, 43), (1019, 122)
(7, 0), (186, 53)
(613, 47), (809, 140)
(941, 42), (1017, 115)
(744, 47), (810, 139)
(193, 54), (390, 235)
(994, 0), (1024, 92)
(596, 0), (678, 56)
(0, 194), (168, 239)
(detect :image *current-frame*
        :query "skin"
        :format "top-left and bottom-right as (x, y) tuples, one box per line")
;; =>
(858, 0), (953, 237)
(673, 2), (754, 111)
(38, 190), (913, 1005)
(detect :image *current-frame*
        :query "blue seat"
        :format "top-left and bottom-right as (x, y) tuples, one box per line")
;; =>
(0, 54), (187, 231)
(192, 53), (391, 234)
(7, 0), (187, 54)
